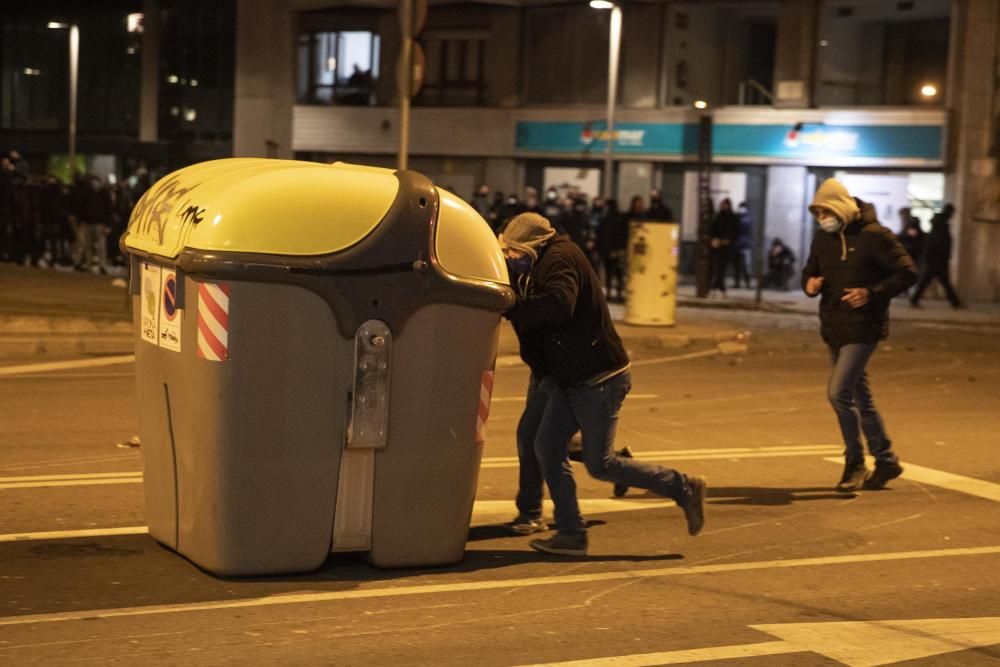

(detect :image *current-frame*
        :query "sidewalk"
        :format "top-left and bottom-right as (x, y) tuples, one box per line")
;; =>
(674, 283), (1000, 327)
(2, 264), (996, 360)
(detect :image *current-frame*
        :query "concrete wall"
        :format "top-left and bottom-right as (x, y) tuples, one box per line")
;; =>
(233, 0), (294, 158)
(663, 3), (726, 106)
(483, 8), (521, 108)
(773, 0), (817, 107)
(617, 162), (654, 206)
(620, 4), (662, 109)
(947, 0), (1000, 301)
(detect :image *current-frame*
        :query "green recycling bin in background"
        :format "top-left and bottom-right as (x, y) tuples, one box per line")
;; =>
(122, 158), (514, 575)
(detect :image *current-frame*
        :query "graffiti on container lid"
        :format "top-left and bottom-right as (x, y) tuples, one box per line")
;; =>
(180, 205), (205, 225)
(129, 175), (200, 245)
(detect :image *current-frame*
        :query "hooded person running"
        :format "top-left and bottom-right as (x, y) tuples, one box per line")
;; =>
(499, 212), (706, 556)
(802, 179), (918, 492)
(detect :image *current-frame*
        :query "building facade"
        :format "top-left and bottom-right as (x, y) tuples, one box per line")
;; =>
(2, 0), (998, 299)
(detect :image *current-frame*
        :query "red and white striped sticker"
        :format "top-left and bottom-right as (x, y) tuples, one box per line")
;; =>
(196, 281), (230, 361)
(475, 367), (495, 444)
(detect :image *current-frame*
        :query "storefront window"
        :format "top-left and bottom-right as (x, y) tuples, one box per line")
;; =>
(297, 31), (380, 106)
(815, 0), (950, 106)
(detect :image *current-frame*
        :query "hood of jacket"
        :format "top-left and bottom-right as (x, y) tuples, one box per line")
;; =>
(809, 178), (860, 224)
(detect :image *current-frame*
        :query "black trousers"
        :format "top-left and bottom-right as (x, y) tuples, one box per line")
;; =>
(912, 264), (961, 306)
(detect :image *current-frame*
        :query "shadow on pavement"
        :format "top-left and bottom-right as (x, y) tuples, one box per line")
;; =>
(466, 518), (607, 543)
(707, 486), (856, 506)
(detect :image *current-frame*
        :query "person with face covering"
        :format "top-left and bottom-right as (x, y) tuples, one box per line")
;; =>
(802, 179), (917, 493)
(499, 212), (706, 556)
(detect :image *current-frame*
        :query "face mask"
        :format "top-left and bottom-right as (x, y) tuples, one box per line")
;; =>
(818, 215), (843, 233)
(506, 255), (532, 276)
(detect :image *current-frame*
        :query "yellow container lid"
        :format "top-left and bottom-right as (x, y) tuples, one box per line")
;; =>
(124, 159), (398, 258)
(434, 188), (509, 285)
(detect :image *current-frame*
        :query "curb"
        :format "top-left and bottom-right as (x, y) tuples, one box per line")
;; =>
(0, 313), (132, 336)
(0, 334), (135, 359)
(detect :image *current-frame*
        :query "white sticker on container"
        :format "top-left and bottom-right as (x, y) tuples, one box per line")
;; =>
(140, 263), (161, 346)
(158, 270), (182, 352)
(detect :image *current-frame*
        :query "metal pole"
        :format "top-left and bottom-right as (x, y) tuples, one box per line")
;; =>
(602, 5), (621, 200)
(398, 0), (412, 171)
(68, 24), (79, 162)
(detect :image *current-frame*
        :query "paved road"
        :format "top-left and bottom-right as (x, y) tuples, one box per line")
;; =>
(1, 310), (999, 665)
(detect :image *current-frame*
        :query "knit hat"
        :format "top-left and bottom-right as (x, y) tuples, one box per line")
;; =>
(808, 178), (860, 223)
(498, 212), (556, 260)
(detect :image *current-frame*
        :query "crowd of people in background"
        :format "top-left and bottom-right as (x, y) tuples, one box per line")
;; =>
(2, 152), (961, 311)
(471, 183), (960, 307)
(0, 149), (151, 275)
(473, 183), (766, 301)
(471, 184), (679, 304)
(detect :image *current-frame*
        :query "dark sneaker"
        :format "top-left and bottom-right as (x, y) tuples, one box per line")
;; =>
(682, 475), (707, 536)
(863, 461), (904, 490)
(506, 515), (548, 536)
(612, 446), (634, 498)
(529, 531), (588, 556)
(836, 462), (869, 492)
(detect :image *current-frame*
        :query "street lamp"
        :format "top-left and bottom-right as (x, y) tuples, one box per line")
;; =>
(48, 21), (79, 162)
(590, 0), (621, 200)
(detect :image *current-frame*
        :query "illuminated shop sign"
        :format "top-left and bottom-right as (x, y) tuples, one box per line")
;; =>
(515, 121), (942, 164)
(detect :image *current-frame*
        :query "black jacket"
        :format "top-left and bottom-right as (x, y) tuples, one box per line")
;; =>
(802, 199), (917, 346)
(922, 213), (953, 269)
(507, 236), (629, 386)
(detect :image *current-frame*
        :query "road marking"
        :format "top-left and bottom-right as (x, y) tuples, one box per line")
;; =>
(521, 617), (1000, 666)
(0, 355), (135, 377)
(631, 349), (721, 367)
(481, 445), (841, 468)
(491, 394), (659, 403)
(0, 499), (673, 543)
(1, 546), (998, 627)
(521, 641), (800, 666)
(0, 526), (150, 542)
(823, 457), (1000, 503)
(0, 445), (841, 489)
(498, 346), (741, 370)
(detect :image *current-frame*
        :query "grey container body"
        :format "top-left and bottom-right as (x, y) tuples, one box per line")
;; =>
(133, 272), (500, 575)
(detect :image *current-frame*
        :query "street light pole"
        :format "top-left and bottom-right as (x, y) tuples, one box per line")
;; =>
(68, 24), (79, 162)
(591, 0), (621, 201)
(48, 22), (79, 163)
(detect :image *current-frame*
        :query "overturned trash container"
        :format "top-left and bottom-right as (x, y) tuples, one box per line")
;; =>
(122, 158), (514, 575)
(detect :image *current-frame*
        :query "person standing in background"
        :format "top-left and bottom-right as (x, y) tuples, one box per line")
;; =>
(910, 204), (962, 309)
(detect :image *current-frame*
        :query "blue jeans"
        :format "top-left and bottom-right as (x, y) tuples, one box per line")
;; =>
(515, 374), (550, 520)
(827, 343), (897, 466)
(535, 371), (692, 535)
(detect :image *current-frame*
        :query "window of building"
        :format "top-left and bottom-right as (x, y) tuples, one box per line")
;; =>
(815, 0), (950, 106)
(297, 31), (380, 105)
(1, 11), (142, 137)
(0, 20), (67, 131)
(417, 31), (487, 107)
(159, 0), (236, 141)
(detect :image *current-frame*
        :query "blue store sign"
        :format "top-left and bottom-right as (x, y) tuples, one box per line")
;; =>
(515, 120), (943, 165)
